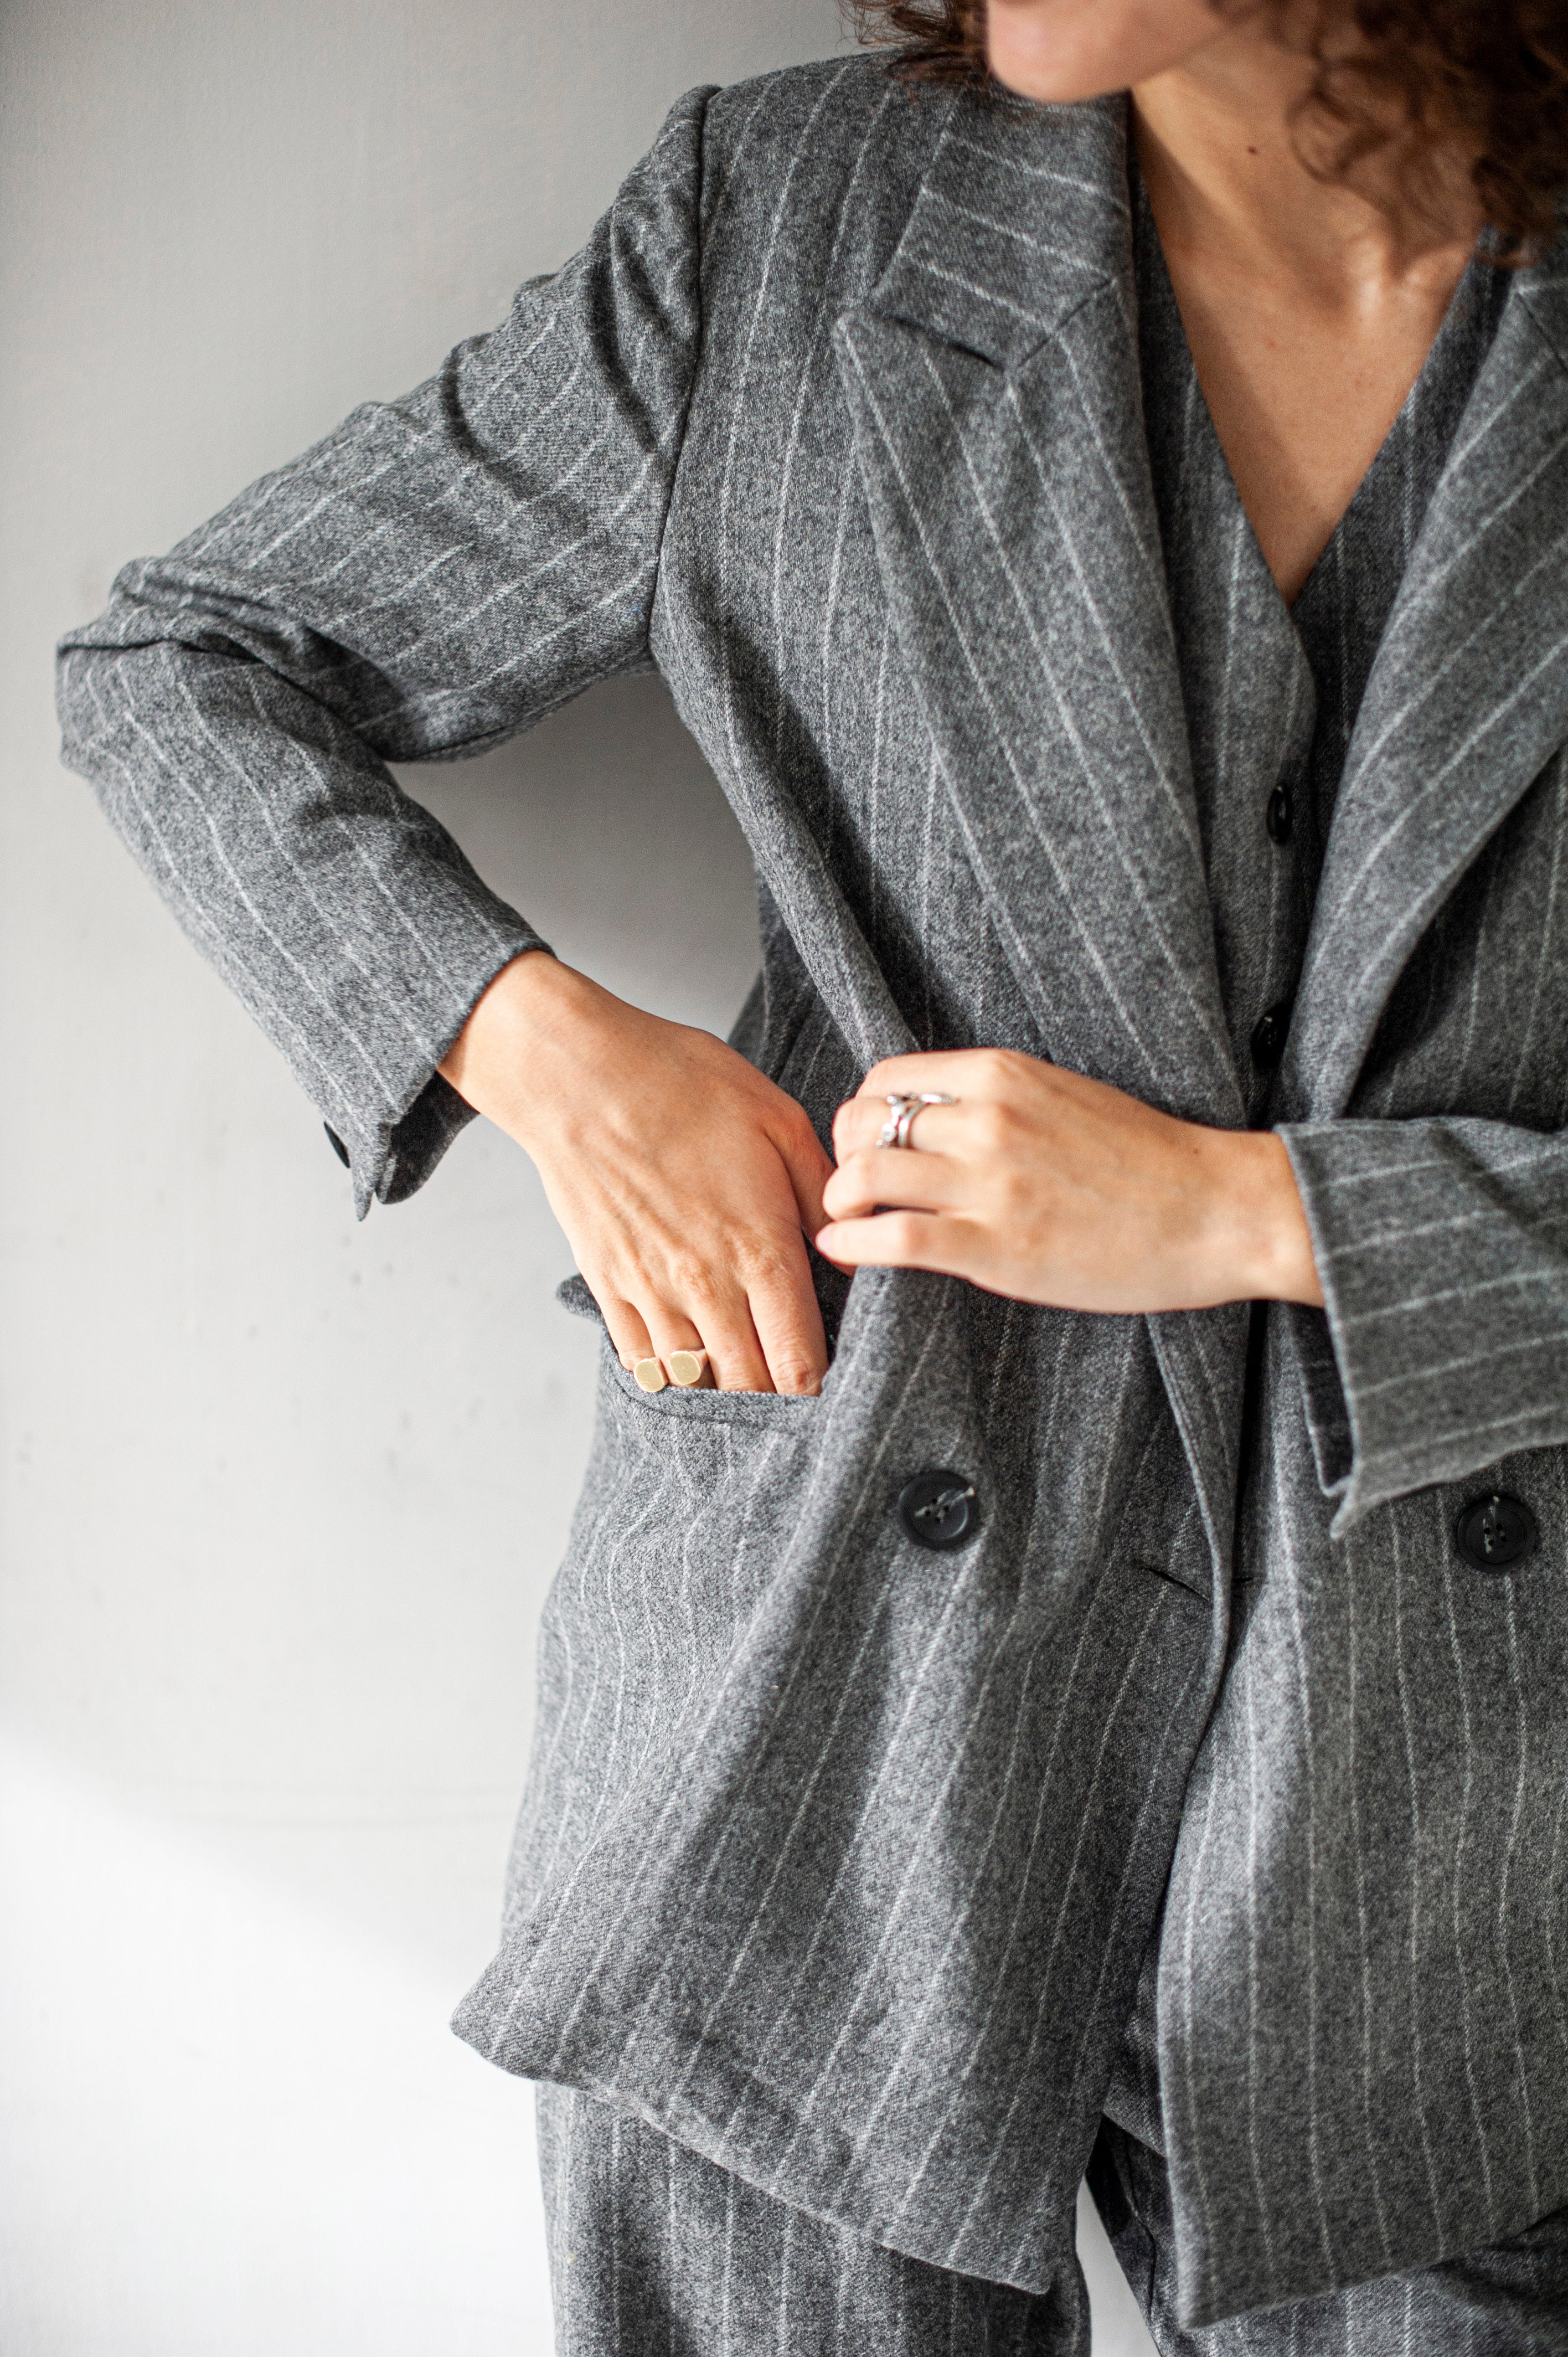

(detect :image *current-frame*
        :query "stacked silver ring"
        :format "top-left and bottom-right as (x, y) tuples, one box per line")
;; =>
(876, 1090), (957, 1150)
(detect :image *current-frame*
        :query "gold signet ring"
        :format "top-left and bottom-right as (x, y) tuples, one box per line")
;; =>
(666, 1349), (713, 1389)
(633, 1356), (668, 1393)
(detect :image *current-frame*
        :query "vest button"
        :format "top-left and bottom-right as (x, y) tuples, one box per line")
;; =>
(898, 1470), (981, 1551)
(1250, 1001), (1292, 1073)
(1455, 1492), (1538, 1570)
(1266, 785), (1293, 845)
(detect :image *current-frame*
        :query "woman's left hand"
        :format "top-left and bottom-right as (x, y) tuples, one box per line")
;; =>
(819, 1049), (1324, 1314)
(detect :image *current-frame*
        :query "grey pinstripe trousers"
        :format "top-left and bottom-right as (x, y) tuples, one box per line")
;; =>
(540, 2088), (1568, 2355)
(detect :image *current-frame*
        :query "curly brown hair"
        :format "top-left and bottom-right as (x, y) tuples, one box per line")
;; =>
(844, 1), (1568, 259)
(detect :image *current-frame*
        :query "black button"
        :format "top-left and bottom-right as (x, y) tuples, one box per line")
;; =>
(1266, 786), (1293, 845)
(898, 1470), (980, 1551)
(1250, 1000), (1292, 1073)
(324, 1124), (350, 1167)
(1455, 1492), (1538, 1571)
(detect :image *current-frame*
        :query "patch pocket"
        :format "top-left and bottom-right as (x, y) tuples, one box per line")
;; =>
(555, 1273), (831, 1433)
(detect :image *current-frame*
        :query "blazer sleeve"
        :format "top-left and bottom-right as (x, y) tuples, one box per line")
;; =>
(55, 85), (714, 1215)
(1278, 1114), (1568, 1531)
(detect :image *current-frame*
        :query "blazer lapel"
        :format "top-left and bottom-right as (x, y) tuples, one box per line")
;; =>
(833, 91), (1240, 1130)
(1281, 249), (1568, 1121)
(834, 90), (1250, 1565)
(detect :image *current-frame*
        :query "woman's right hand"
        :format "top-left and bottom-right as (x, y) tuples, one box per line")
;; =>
(439, 951), (834, 1394)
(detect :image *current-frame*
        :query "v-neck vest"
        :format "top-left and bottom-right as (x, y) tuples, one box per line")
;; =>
(1131, 168), (1509, 1126)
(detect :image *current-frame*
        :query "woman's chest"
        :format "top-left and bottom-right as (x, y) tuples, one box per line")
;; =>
(656, 286), (1568, 1131)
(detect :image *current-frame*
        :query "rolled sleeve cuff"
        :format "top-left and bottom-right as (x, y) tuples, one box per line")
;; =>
(1281, 1116), (1568, 1532)
(327, 929), (551, 1217)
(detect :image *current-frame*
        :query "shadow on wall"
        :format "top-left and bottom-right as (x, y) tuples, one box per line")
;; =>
(399, 670), (766, 1032)
(1, 673), (770, 2357)
(0, 1729), (554, 2357)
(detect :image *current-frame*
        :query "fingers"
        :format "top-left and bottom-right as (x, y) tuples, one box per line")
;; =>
(641, 1305), (718, 1389)
(857, 1050), (1010, 1104)
(534, 1028), (839, 1398)
(596, 1288), (737, 1389)
(590, 1248), (827, 1399)
(773, 1106), (835, 1237)
(695, 1237), (829, 1396)
(746, 1263), (829, 1397)
(833, 1049), (1044, 1159)
(642, 1305), (708, 1364)
(821, 1144), (963, 1223)
(813, 1208), (979, 1278)
(668, 1300), (774, 1395)
(832, 1094), (962, 1160)
(600, 1294), (656, 1373)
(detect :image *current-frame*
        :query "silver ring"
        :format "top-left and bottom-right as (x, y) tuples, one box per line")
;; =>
(876, 1090), (957, 1150)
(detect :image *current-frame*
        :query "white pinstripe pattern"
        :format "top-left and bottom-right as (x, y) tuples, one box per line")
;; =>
(1237, 1634), (1286, 2285)
(183, 676), (447, 1064)
(1494, 1573), (1543, 2217)
(1271, 1435), (1337, 2279)
(735, 1548), (1034, 2175)
(942, 1587), (1170, 2261)
(926, 193), (1107, 276)
(943, 129), (1129, 209)
(61, 86), (713, 1203)
(840, 1322), (1084, 2175)
(70, 661), (364, 1129)
(1339, 1527), (1396, 2277)
(515, 1396), (801, 1928)
(60, 58), (1568, 2333)
(515, 1395), (899, 2050)
(118, 674), (404, 1097)
(839, 329), (1219, 1105)
(1441, 1533), (1503, 2227)
(1145, 189), (1568, 2321)
(1311, 588), (1568, 1056)
(1003, 1640), (1211, 2274)
(599, 1314), (956, 2081)
(538, 2082), (1095, 2353)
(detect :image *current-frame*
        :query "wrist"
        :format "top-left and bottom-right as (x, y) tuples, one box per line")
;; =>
(439, 951), (612, 1150)
(1207, 1128), (1323, 1307)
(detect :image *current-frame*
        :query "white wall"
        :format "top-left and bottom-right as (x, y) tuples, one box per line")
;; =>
(0, 4), (1155, 2348)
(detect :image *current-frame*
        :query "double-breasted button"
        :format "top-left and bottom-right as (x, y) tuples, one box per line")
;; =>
(1455, 1491), (1538, 1570)
(1250, 1000), (1293, 1073)
(1266, 786), (1293, 845)
(898, 1470), (981, 1551)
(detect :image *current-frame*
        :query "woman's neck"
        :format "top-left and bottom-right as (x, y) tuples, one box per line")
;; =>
(1131, 27), (1486, 602)
(1132, 24), (1483, 310)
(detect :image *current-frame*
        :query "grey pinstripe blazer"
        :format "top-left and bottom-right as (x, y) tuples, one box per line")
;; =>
(56, 59), (1568, 2329)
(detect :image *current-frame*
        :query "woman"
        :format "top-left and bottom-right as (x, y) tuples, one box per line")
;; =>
(55, 0), (1568, 2347)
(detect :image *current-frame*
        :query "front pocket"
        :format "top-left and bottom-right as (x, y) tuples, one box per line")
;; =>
(556, 1272), (832, 1432)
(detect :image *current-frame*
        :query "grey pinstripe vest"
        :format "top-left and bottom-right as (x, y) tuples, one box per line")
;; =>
(56, 61), (1568, 2329)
